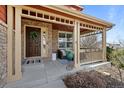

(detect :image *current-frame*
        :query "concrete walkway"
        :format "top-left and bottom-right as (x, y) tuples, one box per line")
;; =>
(5, 61), (68, 88)
(37, 79), (66, 88)
(4, 60), (111, 88)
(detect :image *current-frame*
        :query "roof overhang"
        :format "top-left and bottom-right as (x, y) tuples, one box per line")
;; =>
(64, 5), (84, 11)
(42, 5), (114, 28)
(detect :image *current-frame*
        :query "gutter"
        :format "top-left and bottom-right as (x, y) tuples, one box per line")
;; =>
(106, 24), (115, 31)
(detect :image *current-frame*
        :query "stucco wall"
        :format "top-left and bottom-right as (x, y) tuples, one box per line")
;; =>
(0, 22), (7, 87)
(21, 18), (52, 59)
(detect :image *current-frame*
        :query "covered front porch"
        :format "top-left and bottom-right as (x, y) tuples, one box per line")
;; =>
(20, 11), (106, 66)
(7, 5), (112, 82)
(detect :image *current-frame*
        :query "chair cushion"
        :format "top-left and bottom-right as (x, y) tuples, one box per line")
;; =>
(61, 49), (66, 56)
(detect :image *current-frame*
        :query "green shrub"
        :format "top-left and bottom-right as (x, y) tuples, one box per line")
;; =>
(110, 49), (124, 69)
(106, 46), (113, 61)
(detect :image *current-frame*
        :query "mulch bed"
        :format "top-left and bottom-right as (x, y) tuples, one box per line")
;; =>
(63, 70), (124, 88)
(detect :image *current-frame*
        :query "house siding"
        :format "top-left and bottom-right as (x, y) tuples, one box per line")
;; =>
(0, 22), (7, 87)
(0, 5), (7, 23)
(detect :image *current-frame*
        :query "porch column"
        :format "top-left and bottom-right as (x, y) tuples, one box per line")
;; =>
(7, 6), (13, 81)
(14, 6), (22, 80)
(77, 21), (80, 67)
(102, 28), (107, 61)
(7, 6), (22, 82)
(73, 21), (80, 68)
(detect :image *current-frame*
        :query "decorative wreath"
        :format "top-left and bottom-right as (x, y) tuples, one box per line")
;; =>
(30, 31), (38, 40)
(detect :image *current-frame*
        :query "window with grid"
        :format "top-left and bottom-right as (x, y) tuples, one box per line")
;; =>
(58, 32), (73, 49)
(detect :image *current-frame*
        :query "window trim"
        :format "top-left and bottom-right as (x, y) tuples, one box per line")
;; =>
(58, 31), (73, 50)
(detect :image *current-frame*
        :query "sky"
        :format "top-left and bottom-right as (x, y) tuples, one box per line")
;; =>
(82, 5), (124, 44)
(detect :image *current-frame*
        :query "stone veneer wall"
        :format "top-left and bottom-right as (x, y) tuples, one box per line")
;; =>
(52, 30), (58, 53)
(0, 22), (7, 87)
(21, 18), (52, 59)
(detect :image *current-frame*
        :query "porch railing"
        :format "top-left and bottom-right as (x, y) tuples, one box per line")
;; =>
(80, 48), (103, 64)
(80, 31), (103, 64)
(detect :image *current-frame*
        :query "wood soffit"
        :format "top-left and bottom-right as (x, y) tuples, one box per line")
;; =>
(40, 5), (114, 28)
(25, 5), (114, 28)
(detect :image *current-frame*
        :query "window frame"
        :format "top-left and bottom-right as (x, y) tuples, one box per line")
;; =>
(58, 31), (73, 50)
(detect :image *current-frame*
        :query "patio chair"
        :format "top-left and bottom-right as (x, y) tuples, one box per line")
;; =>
(57, 49), (66, 59)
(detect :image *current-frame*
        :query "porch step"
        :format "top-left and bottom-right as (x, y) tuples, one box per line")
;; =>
(60, 61), (111, 78)
(5, 63), (47, 88)
(81, 61), (111, 69)
(5, 79), (47, 88)
(4, 73), (66, 88)
(4, 62), (67, 88)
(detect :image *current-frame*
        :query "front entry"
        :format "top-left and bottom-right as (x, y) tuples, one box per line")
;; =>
(26, 26), (41, 57)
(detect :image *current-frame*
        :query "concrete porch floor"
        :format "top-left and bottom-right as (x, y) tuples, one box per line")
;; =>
(5, 60), (69, 88)
(4, 60), (111, 88)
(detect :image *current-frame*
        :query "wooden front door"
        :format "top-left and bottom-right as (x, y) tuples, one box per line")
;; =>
(26, 26), (41, 57)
